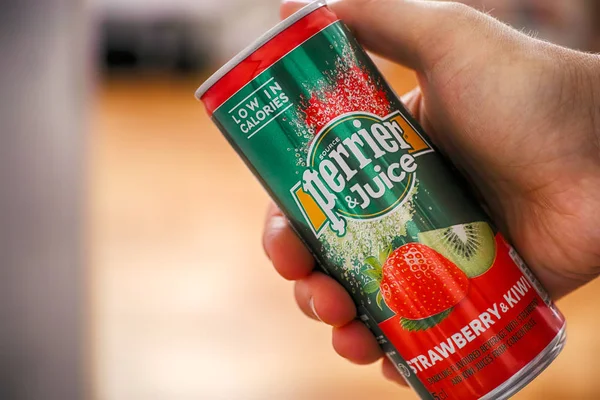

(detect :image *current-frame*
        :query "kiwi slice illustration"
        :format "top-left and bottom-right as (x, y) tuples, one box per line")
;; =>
(418, 222), (496, 278)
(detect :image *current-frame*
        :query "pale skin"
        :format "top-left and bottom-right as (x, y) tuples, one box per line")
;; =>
(263, 0), (600, 386)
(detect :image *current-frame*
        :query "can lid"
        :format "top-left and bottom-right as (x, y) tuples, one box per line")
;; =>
(194, 0), (327, 100)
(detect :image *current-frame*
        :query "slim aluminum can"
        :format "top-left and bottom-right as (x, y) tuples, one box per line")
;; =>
(195, 2), (566, 399)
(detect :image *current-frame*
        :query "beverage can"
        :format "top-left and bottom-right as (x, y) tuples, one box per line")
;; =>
(195, 2), (566, 398)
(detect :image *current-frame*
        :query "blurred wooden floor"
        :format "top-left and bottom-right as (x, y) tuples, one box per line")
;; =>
(90, 61), (600, 400)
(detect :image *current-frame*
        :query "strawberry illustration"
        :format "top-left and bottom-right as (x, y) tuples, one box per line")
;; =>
(362, 243), (469, 330)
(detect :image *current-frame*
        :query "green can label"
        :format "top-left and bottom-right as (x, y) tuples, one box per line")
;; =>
(207, 18), (564, 400)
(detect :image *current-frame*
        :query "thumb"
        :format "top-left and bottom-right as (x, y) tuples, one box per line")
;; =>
(281, 0), (509, 72)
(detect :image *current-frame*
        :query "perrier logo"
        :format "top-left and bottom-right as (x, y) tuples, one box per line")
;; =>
(291, 111), (433, 237)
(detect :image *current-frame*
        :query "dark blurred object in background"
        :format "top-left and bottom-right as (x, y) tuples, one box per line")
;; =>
(93, 0), (279, 76)
(99, 16), (211, 75)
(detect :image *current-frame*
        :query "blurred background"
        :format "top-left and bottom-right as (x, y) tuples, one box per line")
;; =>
(2, 0), (600, 399)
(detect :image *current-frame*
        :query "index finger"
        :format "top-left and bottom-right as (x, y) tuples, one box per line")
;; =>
(263, 202), (315, 280)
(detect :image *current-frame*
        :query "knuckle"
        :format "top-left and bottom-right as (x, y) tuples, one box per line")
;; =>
(436, 1), (474, 18)
(434, 1), (484, 32)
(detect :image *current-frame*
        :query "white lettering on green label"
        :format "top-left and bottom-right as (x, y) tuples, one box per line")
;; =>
(228, 77), (291, 138)
(291, 111), (434, 238)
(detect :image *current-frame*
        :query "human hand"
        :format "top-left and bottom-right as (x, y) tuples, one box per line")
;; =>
(264, 0), (600, 385)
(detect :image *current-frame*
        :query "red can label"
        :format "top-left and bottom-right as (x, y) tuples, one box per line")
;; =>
(380, 235), (562, 398)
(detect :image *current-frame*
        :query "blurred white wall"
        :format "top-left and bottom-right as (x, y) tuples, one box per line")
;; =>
(0, 1), (86, 399)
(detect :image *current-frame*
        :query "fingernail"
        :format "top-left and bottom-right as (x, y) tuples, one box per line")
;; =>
(309, 297), (322, 321)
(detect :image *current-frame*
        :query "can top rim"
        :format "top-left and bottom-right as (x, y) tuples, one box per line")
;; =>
(194, 0), (327, 100)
